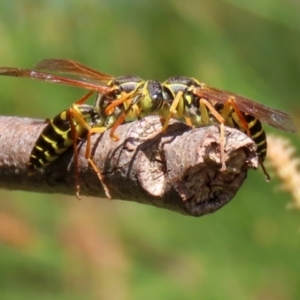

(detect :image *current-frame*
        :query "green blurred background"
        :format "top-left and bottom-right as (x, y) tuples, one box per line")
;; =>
(0, 0), (300, 299)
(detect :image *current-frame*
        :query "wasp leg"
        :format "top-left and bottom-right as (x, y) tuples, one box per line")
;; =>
(108, 92), (142, 141)
(108, 99), (141, 141)
(184, 117), (193, 127)
(74, 90), (95, 105)
(162, 91), (184, 132)
(109, 112), (125, 141)
(199, 98), (226, 171)
(222, 97), (250, 135)
(104, 91), (134, 115)
(259, 159), (270, 181)
(85, 126), (112, 199)
(104, 91), (138, 141)
(223, 97), (270, 181)
(67, 91), (95, 200)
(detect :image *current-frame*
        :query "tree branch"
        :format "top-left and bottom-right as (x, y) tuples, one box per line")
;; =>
(0, 115), (258, 216)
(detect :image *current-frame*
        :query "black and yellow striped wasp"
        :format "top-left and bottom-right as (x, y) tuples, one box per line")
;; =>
(0, 59), (169, 199)
(105, 76), (297, 180)
(0, 59), (117, 199)
(27, 92), (107, 199)
(159, 76), (297, 180)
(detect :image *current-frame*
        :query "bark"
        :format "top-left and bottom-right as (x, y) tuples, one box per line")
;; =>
(0, 115), (258, 216)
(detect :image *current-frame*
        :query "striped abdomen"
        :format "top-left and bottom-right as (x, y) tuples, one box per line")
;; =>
(28, 104), (96, 171)
(232, 113), (267, 162)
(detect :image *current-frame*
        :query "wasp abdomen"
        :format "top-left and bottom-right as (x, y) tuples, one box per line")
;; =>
(28, 104), (95, 171)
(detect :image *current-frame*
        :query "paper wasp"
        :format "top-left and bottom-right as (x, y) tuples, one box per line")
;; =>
(0, 60), (120, 199)
(159, 76), (297, 179)
(27, 92), (113, 200)
(105, 76), (297, 179)
(0, 59), (169, 199)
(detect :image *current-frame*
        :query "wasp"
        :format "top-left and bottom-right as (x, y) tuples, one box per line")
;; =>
(0, 59), (169, 199)
(105, 75), (297, 179)
(0, 60), (120, 199)
(159, 76), (297, 179)
(27, 91), (113, 200)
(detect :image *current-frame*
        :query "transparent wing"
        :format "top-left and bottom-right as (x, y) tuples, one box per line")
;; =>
(194, 86), (297, 133)
(34, 58), (113, 82)
(0, 67), (110, 93)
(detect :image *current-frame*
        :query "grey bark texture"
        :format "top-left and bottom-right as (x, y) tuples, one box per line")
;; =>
(0, 115), (259, 216)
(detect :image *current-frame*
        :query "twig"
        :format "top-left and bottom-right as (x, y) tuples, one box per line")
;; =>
(0, 115), (258, 216)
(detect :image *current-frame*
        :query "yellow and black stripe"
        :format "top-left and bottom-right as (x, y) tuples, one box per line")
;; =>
(162, 77), (268, 163)
(28, 104), (97, 171)
(239, 113), (267, 162)
(227, 111), (267, 162)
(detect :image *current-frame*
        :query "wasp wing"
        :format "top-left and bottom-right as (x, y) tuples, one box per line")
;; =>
(0, 67), (110, 93)
(34, 59), (113, 83)
(195, 86), (297, 133)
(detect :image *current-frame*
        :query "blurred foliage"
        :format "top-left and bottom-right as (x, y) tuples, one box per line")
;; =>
(0, 0), (300, 299)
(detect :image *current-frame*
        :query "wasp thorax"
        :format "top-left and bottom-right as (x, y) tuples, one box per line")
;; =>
(139, 80), (164, 114)
(112, 75), (143, 92)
